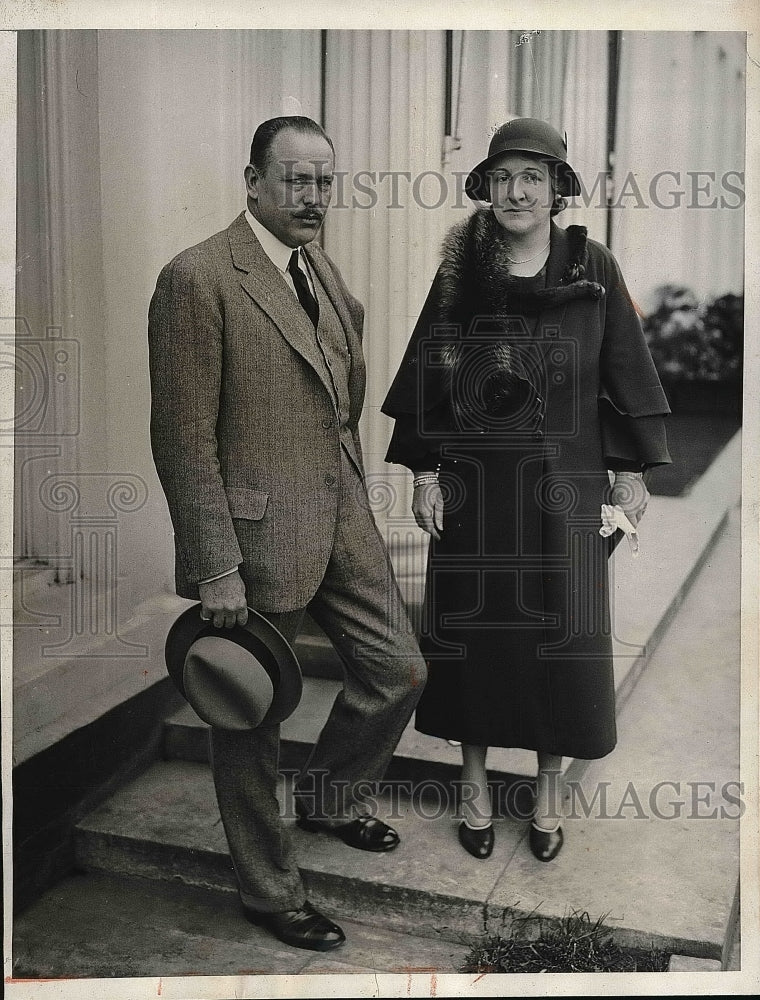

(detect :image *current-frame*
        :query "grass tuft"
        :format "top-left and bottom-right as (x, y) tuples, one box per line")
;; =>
(460, 910), (670, 974)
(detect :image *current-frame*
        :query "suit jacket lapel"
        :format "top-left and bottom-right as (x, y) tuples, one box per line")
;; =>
(305, 242), (365, 415)
(227, 214), (336, 401)
(304, 246), (355, 339)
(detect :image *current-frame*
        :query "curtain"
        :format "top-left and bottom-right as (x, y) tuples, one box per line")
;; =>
(612, 31), (745, 307)
(323, 30), (447, 548)
(560, 31), (609, 243)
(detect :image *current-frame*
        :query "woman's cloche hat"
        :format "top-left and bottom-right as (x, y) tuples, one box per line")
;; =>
(164, 604), (303, 730)
(465, 117), (581, 202)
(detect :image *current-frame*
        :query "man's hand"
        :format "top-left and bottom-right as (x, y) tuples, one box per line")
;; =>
(610, 471), (649, 527)
(198, 571), (248, 628)
(412, 481), (444, 541)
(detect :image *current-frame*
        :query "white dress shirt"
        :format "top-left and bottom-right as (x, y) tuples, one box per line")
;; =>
(245, 208), (316, 299)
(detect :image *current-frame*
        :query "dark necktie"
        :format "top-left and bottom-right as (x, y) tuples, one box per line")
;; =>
(288, 250), (319, 328)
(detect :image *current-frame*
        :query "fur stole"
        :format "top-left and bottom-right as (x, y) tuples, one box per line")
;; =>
(436, 208), (604, 327)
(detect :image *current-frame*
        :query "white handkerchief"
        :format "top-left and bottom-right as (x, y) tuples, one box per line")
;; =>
(599, 504), (639, 556)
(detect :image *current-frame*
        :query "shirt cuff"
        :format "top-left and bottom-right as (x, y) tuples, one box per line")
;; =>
(199, 567), (239, 585)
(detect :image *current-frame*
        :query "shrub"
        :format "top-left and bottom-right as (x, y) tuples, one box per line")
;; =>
(643, 285), (743, 382)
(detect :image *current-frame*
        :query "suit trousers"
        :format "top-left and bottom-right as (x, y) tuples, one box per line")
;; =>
(209, 448), (427, 912)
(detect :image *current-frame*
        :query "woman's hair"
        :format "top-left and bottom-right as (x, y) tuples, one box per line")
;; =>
(551, 189), (568, 217)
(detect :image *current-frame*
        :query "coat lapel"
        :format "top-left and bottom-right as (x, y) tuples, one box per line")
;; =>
(540, 222), (572, 333)
(303, 244), (357, 348)
(527, 222), (574, 393)
(227, 214), (336, 402)
(303, 242), (366, 419)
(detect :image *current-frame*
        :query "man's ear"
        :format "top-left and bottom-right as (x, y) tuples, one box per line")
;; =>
(243, 163), (259, 199)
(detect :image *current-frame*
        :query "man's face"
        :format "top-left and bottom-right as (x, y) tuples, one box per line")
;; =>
(487, 152), (554, 238)
(245, 128), (335, 248)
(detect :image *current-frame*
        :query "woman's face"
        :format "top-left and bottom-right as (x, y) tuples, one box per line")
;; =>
(487, 152), (554, 239)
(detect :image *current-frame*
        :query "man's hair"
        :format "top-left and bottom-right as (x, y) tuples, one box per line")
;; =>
(249, 116), (335, 173)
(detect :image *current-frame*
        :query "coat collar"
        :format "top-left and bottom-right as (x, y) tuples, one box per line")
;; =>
(545, 221), (571, 288)
(538, 221), (573, 340)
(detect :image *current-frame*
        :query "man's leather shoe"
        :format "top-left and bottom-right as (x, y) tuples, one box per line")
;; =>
(529, 820), (564, 862)
(458, 820), (495, 859)
(296, 814), (400, 852)
(244, 900), (345, 951)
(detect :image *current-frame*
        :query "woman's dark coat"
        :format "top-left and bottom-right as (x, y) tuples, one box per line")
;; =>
(382, 209), (671, 759)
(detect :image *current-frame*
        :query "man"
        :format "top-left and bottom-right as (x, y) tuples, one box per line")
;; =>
(148, 116), (426, 952)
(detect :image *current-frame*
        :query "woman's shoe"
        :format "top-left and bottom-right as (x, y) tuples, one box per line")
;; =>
(529, 820), (563, 862)
(458, 820), (495, 859)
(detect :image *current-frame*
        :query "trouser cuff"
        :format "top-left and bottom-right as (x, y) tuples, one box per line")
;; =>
(239, 888), (307, 914)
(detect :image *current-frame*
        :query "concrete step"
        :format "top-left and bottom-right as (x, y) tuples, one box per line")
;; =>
(73, 505), (742, 962)
(11, 871), (466, 979)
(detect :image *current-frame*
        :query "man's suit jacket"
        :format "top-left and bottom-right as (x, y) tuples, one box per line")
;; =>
(148, 212), (367, 613)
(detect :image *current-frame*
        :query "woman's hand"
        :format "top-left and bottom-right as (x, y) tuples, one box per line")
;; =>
(611, 471), (649, 527)
(412, 479), (444, 540)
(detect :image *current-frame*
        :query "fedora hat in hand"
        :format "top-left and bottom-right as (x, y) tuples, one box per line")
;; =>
(165, 604), (303, 730)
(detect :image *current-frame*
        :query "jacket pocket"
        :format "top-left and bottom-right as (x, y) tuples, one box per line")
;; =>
(225, 486), (269, 520)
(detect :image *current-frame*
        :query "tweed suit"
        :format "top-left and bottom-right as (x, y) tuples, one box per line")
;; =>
(148, 212), (426, 911)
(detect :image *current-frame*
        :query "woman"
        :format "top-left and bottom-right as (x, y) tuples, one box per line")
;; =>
(382, 119), (670, 862)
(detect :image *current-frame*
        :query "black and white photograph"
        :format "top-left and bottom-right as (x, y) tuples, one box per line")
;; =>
(2, 2), (758, 997)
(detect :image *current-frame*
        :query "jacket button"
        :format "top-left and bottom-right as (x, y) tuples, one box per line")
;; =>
(324, 473), (336, 486)
(322, 417), (332, 428)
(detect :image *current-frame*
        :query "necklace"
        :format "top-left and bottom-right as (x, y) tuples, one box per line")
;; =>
(506, 238), (551, 265)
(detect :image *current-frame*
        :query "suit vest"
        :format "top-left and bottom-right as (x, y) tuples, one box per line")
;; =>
(310, 267), (361, 473)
